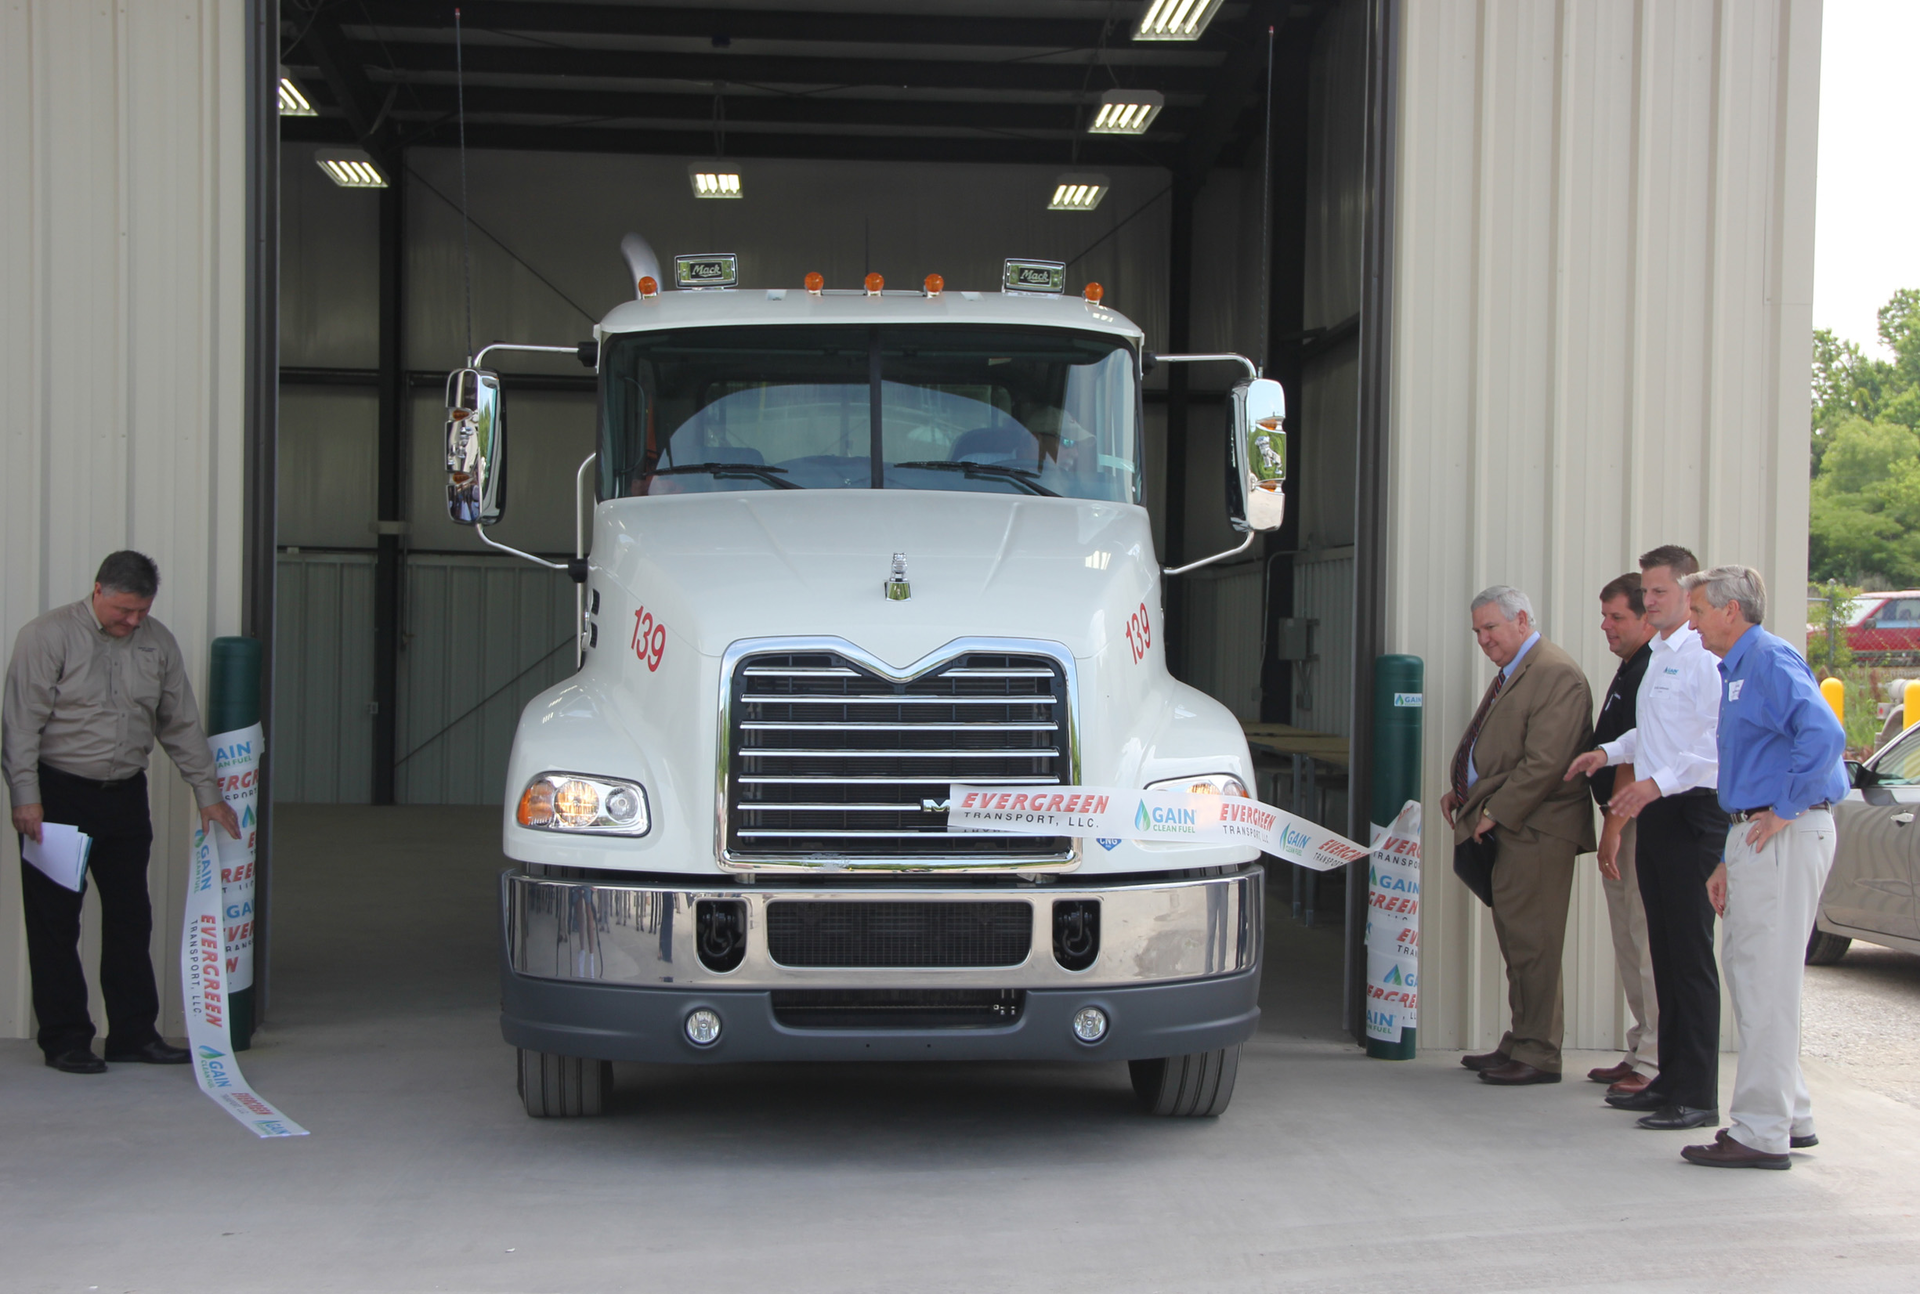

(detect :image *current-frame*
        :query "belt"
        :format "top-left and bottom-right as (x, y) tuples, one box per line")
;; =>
(1729, 801), (1831, 822)
(38, 762), (145, 793)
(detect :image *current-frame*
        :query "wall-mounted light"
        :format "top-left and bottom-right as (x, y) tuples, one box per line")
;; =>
(1048, 173), (1110, 212)
(689, 162), (743, 199)
(277, 71), (316, 117)
(1134, 0), (1227, 41)
(314, 149), (388, 189)
(1089, 88), (1165, 135)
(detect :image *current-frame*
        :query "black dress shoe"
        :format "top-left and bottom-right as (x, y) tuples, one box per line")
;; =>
(1605, 1087), (1669, 1111)
(104, 1039), (190, 1065)
(1716, 1127), (1819, 1150)
(1461, 1049), (1510, 1072)
(1637, 1105), (1719, 1130)
(45, 1048), (107, 1074)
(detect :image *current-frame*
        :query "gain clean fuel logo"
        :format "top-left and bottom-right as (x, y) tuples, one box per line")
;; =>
(1136, 799), (1199, 836)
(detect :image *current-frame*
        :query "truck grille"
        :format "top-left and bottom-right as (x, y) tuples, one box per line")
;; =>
(726, 648), (1071, 861)
(765, 900), (1033, 967)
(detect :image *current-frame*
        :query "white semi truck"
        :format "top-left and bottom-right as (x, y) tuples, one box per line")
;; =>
(444, 244), (1289, 1119)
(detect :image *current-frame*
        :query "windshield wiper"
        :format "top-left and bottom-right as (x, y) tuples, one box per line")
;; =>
(892, 461), (1059, 497)
(653, 463), (802, 489)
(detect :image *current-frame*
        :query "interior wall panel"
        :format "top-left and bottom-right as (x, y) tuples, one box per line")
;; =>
(0, 0), (248, 1039)
(1390, 0), (1822, 1053)
(273, 553), (375, 804)
(396, 556), (578, 806)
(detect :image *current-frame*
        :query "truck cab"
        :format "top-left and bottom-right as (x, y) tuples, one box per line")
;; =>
(445, 252), (1289, 1118)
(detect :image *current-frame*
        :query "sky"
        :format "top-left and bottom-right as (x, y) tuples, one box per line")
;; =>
(1814, 0), (1920, 355)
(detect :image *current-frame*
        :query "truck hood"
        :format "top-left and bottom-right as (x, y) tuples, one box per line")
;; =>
(593, 490), (1158, 665)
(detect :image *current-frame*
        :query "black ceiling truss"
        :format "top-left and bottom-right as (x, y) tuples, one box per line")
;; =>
(280, 1), (1332, 170)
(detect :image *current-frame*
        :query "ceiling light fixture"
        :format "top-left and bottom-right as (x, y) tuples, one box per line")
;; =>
(314, 149), (388, 189)
(688, 162), (743, 199)
(1089, 88), (1165, 135)
(1048, 173), (1111, 212)
(1134, 0), (1227, 41)
(277, 73), (316, 117)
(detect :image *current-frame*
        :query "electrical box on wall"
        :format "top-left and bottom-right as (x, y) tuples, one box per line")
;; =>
(1274, 618), (1317, 662)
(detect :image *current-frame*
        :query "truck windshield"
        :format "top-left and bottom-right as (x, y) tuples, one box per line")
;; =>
(598, 325), (1140, 504)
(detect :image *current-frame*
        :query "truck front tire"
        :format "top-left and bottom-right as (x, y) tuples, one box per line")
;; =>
(517, 1048), (612, 1117)
(1129, 1044), (1240, 1117)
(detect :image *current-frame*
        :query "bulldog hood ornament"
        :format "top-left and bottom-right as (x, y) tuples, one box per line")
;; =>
(885, 553), (911, 601)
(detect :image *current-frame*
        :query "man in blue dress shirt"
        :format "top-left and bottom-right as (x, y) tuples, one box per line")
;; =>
(1680, 565), (1849, 1170)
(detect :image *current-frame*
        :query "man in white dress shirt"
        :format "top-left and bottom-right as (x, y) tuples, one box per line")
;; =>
(1566, 545), (1728, 1132)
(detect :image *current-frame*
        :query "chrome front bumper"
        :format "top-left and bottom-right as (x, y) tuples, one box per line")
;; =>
(504, 866), (1262, 990)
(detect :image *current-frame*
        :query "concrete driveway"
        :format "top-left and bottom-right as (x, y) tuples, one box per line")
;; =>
(4, 806), (1917, 1293)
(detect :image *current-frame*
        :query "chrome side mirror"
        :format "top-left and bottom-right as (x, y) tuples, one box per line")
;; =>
(1229, 377), (1287, 532)
(445, 367), (506, 526)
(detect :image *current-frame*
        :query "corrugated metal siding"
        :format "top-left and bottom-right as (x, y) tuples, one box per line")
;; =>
(274, 554), (375, 803)
(1180, 561), (1268, 721)
(1293, 548), (1357, 737)
(396, 555), (579, 806)
(0, 0), (247, 1038)
(1390, 0), (1822, 1052)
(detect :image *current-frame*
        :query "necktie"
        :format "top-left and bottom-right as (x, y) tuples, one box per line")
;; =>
(1450, 671), (1507, 804)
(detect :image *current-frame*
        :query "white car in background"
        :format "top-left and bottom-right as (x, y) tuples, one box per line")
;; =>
(1810, 723), (1920, 963)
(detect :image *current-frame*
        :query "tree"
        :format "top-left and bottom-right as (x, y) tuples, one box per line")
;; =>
(1809, 289), (1920, 585)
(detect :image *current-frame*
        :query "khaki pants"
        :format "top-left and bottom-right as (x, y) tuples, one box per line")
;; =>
(1602, 819), (1659, 1074)
(1489, 823), (1579, 1071)
(1724, 810), (1835, 1155)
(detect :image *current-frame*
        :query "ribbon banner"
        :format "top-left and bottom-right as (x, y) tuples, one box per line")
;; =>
(946, 784), (1369, 871)
(1363, 800), (1423, 1044)
(181, 827), (307, 1138)
(208, 724), (262, 992)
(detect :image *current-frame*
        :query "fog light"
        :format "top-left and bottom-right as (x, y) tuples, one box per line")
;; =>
(1072, 1006), (1108, 1043)
(685, 1009), (722, 1047)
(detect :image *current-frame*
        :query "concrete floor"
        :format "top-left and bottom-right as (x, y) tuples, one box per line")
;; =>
(6, 805), (1920, 1293)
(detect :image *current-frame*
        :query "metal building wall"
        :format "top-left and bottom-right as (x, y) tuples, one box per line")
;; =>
(0, 0), (249, 1038)
(1388, 0), (1822, 1051)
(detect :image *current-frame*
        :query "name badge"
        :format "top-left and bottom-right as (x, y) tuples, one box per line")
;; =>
(1728, 679), (1744, 701)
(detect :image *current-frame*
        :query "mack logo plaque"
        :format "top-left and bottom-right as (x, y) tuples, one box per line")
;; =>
(1003, 259), (1066, 295)
(674, 253), (739, 290)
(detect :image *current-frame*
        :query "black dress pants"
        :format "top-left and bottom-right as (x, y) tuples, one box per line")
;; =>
(19, 764), (160, 1057)
(1635, 789), (1729, 1110)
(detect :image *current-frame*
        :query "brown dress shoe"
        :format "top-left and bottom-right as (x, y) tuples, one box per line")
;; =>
(1682, 1136), (1790, 1170)
(1587, 1060), (1636, 1084)
(1479, 1059), (1562, 1085)
(1607, 1071), (1654, 1096)
(1461, 1049), (1510, 1072)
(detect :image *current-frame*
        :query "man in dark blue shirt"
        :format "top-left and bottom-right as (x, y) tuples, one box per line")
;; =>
(1680, 565), (1849, 1171)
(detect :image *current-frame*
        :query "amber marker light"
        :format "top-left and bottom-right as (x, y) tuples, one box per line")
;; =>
(865, 272), (884, 295)
(924, 273), (945, 297)
(1083, 282), (1105, 303)
(804, 271), (824, 294)
(516, 781), (556, 827)
(638, 276), (658, 297)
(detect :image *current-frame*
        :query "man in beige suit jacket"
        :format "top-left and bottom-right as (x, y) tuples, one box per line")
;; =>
(1441, 585), (1597, 1085)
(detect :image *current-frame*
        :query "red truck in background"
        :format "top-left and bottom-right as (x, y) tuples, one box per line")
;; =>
(1845, 590), (1920, 660)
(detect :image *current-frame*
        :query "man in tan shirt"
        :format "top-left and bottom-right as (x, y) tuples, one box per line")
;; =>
(4, 551), (238, 1074)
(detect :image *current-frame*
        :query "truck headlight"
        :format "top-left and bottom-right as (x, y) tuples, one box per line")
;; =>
(1145, 773), (1250, 798)
(516, 772), (651, 836)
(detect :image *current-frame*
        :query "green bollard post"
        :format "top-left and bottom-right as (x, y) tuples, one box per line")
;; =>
(207, 636), (262, 1051)
(1366, 654), (1424, 1060)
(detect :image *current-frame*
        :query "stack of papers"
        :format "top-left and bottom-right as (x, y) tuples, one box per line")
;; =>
(22, 823), (91, 892)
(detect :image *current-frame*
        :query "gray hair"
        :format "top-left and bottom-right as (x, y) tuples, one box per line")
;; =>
(1681, 564), (1766, 625)
(1470, 585), (1534, 623)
